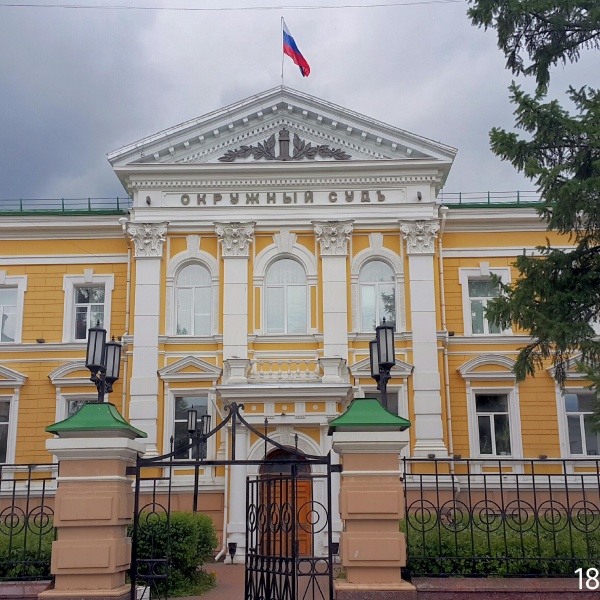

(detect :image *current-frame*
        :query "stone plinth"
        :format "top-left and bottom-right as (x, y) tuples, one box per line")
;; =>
(39, 403), (146, 600)
(329, 399), (414, 597)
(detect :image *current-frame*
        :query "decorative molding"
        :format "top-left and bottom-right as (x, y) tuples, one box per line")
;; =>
(273, 229), (297, 254)
(400, 220), (439, 255)
(458, 354), (517, 381)
(158, 356), (222, 383)
(349, 357), (414, 380)
(125, 221), (168, 258)
(0, 365), (27, 388)
(218, 129), (351, 163)
(314, 220), (354, 256)
(215, 222), (255, 257)
(48, 361), (90, 387)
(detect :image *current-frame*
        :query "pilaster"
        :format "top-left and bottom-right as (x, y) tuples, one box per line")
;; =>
(400, 220), (448, 457)
(314, 220), (353, 360)
(125, 221), (168, 457)
(226, 417), (248, 563)
(216, 222), (254, 360)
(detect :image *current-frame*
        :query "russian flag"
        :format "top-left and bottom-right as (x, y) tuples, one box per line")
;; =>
(283, 20), (310, 77)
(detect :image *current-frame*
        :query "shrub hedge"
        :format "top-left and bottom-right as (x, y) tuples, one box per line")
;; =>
(0, 523), (54, 580)
(129, 511), (219, 596)
(402, 515), (600, 577)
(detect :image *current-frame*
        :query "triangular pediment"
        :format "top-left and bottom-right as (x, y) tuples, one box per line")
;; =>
(108, 86), (456, 169)
(0, 365), (27, 388)
(158, 356), (222, 382)
(349, 357), (414, 380)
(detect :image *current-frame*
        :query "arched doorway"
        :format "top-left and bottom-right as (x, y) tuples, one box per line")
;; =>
(259, 448), (312, 557)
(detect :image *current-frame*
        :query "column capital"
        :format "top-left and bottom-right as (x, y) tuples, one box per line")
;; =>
(215, 221), (255, 257)
(125, 221), (168, 258)
(313, 220), (354, 256)
(400, 220), (439, 255)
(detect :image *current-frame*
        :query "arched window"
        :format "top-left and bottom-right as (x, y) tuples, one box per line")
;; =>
(265, 259), (307, 334)
(176, 264), (211, 336)
(359, 260), (395, 331)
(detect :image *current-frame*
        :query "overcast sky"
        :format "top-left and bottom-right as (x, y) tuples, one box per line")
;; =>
(1, 0), (599, 201)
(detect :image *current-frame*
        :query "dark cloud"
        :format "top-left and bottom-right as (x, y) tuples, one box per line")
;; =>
(1, 0), (599, 199)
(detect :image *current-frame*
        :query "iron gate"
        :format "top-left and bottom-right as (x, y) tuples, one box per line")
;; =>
(128, 402), (336, 600)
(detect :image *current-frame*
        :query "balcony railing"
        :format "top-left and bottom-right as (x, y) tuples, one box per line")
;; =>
(248, 359), (322, 382)
(403, 456), (600, 578)
(440, 191), (542, 207)
(0, 197), (132, 215)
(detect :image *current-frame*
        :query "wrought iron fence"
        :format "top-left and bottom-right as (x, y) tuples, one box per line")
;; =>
(0, 464), (56, 581)
(403, 457), (600, 578)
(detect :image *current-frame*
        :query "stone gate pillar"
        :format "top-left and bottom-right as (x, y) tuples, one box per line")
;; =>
(39, 403), (146, 600)
(329, 398), (414, 598)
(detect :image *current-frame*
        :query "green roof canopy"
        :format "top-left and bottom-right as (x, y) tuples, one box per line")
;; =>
(327, 398), (411, 435)
(46, 402), (147, 439)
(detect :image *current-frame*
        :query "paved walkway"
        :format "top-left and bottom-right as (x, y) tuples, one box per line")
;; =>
(184, 561), (245, 600)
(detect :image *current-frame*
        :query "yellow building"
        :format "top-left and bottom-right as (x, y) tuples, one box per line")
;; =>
(0, 87), (592, 559)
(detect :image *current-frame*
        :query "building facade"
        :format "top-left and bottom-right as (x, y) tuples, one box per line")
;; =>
(0, 87), (593, 558)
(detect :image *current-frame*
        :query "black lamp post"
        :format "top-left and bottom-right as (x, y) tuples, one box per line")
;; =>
(85, 322), (122, 403)
(369, 317), (395, 410)
(187, 409), (212, 513)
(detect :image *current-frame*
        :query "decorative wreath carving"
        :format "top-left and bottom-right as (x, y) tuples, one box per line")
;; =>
(218, 130), (351, 162)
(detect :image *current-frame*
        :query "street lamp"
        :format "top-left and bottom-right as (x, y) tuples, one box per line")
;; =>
(85, 322), (122, 403)
(369, 317), (395, 410)
(187, 409), (212, 513)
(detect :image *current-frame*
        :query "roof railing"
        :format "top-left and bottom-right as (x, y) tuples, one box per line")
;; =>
(439, 190), (542, 206)
(0, 197), (132, 214)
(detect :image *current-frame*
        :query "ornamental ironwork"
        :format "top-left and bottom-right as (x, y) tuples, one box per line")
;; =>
(218, 129), (351, 162)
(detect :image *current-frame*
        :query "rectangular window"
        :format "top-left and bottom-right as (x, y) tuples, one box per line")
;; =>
(565, 391), (600, 456)
(0, 288), (17, 343)
(476, 394), (511, 455)
(74, 286), (105, 340)
(469, 280), (501, 335)
(0, 401), (10, 463)
(174, 396), (209, 460)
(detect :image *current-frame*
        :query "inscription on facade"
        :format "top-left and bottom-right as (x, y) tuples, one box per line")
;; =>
(173, 189), (404, 207)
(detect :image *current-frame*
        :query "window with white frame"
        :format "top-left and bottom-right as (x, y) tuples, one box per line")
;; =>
(564, 390), (600, 456)
(0, 400), (10, 463)
(459, 266), (510, 336)
(173, 396), (209, 460)
(265, 259), (307, 334)
(74, 286), (105, 340)
(63, 273), (114, 343)
(0, 275), (27, 344)
(468, 280), (501, 335)
(475, 393), (512, 455)
(0, 288), (17, 343)
(359, 260), (395, 332)
(175, 264), (212, 336)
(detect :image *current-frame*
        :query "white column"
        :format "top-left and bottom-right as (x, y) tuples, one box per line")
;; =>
(216, 222), (254, 362)
(314, 221), (353, 362)
(400, 221), (448, 457)
(227, 421), (248, 564)
(125, 222), (168, 456)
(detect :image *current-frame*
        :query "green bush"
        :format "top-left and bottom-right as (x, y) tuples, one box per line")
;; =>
(0, 520), (54, 580)
(402, 515), (600, 577)
(129, 511), (219, 597)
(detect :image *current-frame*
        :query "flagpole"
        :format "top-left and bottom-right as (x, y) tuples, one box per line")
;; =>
(281, 16), (285, 87)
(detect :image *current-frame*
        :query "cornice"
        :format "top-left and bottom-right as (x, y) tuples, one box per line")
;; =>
(447, 334), (531, 346)
(118, 163), (447, 191)
(0, 342), (87, 353)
